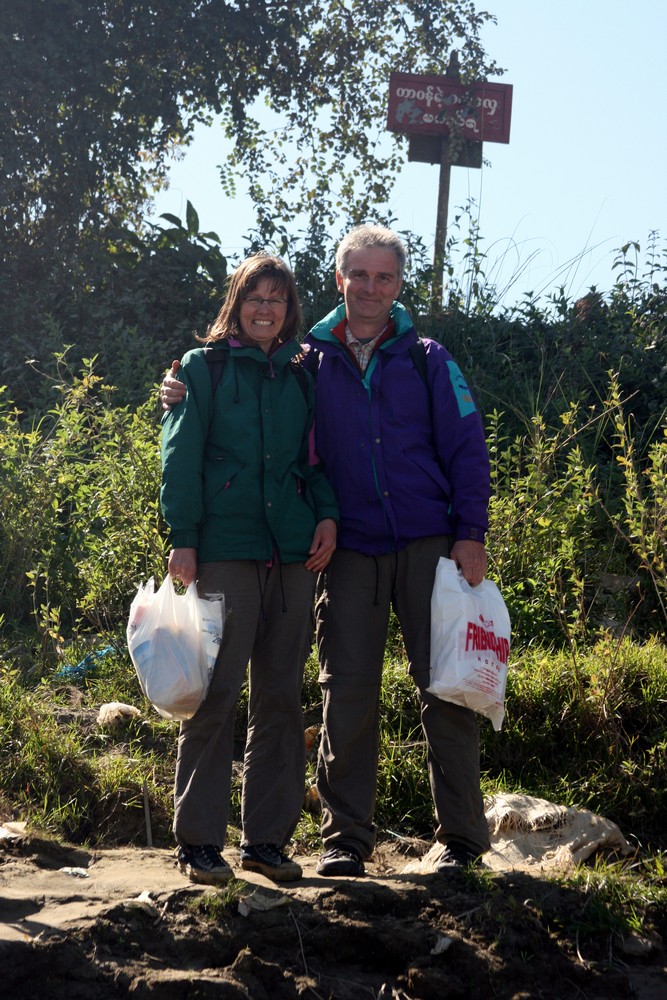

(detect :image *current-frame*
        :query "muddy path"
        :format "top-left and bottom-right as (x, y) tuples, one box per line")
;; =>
(1, 832), (665, 1000)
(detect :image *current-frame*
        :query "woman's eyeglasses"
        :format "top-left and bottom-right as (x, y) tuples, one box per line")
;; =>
(244, 296), (288, 308)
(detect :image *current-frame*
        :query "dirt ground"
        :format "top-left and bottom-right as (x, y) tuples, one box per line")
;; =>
(1, 827), (665, 1000)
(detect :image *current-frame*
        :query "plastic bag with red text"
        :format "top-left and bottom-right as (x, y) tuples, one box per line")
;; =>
(427, 557), (510, 731)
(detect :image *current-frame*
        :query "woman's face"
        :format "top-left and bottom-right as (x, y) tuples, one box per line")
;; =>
(238, 277), (289, 353)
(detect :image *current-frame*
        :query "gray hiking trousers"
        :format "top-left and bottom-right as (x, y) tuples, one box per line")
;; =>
(315, 536), (490, 860)
(173, 560), (315, 850)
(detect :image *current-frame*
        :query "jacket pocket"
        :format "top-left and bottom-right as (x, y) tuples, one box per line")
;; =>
(408, 451), (451, 501)
(289, 463), (312, 503)
(204, 458), (245, 505)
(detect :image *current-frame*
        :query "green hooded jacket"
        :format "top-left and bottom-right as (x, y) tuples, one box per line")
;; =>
(160, 338), (339, 563)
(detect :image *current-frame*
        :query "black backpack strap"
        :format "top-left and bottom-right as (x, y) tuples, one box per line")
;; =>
(290, 345), (321, 404)
(204, 345), (227, 394)
(300, 345), (321, 381)
(408, 340), (428, 386)
(408, 340), (432, 417)
(289, 358), (311, 403)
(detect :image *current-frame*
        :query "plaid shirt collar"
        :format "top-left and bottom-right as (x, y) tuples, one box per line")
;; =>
(344, 323), (389, 374)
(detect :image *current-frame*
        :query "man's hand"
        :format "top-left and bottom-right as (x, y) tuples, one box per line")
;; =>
(168, 547), (197, 587)
(305, 518), (337, 573)
(451, 539), (487, 587)
(161, 359), (187, 412)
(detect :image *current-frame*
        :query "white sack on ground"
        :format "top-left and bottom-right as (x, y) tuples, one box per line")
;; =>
(402, 792), (632, 875)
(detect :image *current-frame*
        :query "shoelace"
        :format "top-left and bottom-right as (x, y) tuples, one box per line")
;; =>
(194, 844), (226, 869)
(326, 846), (359, 861)
(254, 843), (283, 864)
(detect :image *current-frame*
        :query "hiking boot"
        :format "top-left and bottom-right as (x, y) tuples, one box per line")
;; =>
(435, 841), (481, 872)
(177, 844), (234, 885)
(239, 843), (302, 882)
(316, 844), (365, 877)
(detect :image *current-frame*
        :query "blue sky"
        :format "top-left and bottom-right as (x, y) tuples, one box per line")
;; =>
(150, 1), (666, 309)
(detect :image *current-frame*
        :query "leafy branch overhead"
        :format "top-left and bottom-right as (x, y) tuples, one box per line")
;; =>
(1, 0), (500, 247)
(218, 1), (502, 231)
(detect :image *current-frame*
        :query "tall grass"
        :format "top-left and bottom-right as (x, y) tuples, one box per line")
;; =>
(0, 658), (175, 844)
(0, 354), (167, 657)
(488, 639), (667, 845)
(1, 636), (664, 852)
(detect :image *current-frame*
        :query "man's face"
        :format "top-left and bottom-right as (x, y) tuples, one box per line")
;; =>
(336, 247), (403, 332)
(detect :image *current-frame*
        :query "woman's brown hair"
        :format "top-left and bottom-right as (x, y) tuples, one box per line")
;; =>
(200, 253), (302, 343)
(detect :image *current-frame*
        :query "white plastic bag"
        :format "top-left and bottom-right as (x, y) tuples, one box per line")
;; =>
(427, 557), (511, 731)
(126, 575), (224, 721)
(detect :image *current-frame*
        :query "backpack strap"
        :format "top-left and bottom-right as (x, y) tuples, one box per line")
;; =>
(408, 340), (428, 385)
(408, 340), (432, 418)
(300, 346), (322, 382)
(204, 345), (226, 393)
(289, 358), (311, 403)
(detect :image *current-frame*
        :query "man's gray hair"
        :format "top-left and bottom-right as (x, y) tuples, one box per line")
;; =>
(336, 224), (407, 279)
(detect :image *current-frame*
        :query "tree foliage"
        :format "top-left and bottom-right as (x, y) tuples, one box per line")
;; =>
(1, 0), (501, 406)
(1, 1), (500, 263)
(216, 1), (502, 235)
(2, 0), (290, 234)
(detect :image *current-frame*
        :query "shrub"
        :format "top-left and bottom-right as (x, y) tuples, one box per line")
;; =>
(0, 356), (167, 661)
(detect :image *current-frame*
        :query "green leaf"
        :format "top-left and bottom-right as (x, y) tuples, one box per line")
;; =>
(186, 201), (199, 236)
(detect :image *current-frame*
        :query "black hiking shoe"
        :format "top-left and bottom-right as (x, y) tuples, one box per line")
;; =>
(240, 843), (302, 881)
(177, 844), (234, 885)
(435, 841), (482, 872)
(316, 844), (365, 877)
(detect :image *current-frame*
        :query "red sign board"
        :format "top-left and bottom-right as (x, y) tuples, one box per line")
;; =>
(387, 72), (512, 144)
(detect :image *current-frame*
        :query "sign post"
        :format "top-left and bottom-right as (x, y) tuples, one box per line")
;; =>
(387, 56), (512, 313)
(433, 139), (453, 312)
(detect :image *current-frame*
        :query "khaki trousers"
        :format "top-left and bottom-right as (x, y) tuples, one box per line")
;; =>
(173, 560), (315, 849)
(315, 537), (490, 859)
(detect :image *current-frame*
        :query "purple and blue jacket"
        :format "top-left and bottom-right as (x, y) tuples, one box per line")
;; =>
(303, 301), (490, 556)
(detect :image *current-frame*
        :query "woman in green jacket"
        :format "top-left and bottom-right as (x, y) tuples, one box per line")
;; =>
(161, 254), (338, 885)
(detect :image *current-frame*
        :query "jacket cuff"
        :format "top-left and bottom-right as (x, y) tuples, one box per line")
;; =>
(317, 506), (340, 525)
(455, 524), (486, 544)
(170, 530), (199, 549)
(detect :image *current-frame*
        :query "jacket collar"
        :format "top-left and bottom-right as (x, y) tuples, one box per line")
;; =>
(308, 300), (414, 346)
(207, 337), (301, 368)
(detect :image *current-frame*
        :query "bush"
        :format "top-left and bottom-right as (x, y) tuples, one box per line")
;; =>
(0, 356), (167, 659)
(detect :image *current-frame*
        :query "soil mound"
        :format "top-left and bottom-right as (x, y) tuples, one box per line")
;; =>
(1, 831), (664, 999)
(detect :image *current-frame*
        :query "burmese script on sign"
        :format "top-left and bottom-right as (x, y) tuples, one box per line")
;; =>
(387, 72), (513, 143)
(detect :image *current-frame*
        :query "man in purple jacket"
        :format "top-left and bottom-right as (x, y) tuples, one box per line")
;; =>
(304, 225), (490, 877)
(161, 224), (491, 877)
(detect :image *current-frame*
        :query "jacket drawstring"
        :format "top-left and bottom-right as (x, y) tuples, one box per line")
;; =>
(390, 551), (399, 604)
(278, 561), (287, 613)
(254, 560), (288, 619)
(371, 555), (380, 606)
(255, 561), (268, 622)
